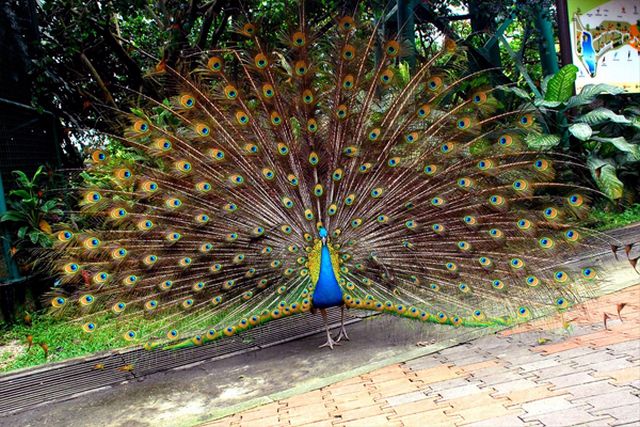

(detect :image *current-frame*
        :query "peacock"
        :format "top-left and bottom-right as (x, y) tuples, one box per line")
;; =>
(49, 4), (603, 351)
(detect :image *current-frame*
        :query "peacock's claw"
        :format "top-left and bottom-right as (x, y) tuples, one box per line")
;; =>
(336, 327), (350, 342)
(319, 334), (340, 349)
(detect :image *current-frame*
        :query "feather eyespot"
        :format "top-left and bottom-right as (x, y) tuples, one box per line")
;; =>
(111, 247), (127, 259)
(241, 23), (256, 36)
(417, 104), (430, 118)
(338, 16), (355, 32)
(385, 40), (400, 57)
(456, 117), (471, 129)
(332, 168), (343, 181)
(405, 132), (419, 143)
(472, 92), (487, 104)
(380, 68), (394, 85)
(512, 179), (529, 191)
(235, 110), (249, 125)
(307, 119), (318, 133)
(57, 230), (74, 242)
(209, 148), (225, 161)
(517, 218), (532, 230)
(564, 229), (580, 242)
(567, 194), (584, 207)
(137, 219), (154, 231)
(368, 128), (380, 141)
(254, 53), (269, 70)
(179, 94), (195, 108)
(539, 237), (555, 249)
(292, 31), (306, 46)
(427, 76), (443, 91)
(543, 207), (559, 220)
(223, 85), (238, 100)
(270, 111), (282, 126)
(91, 150), (107, 163)
(370, 187), (383, 198)
(424, 164), (437, 175)
(83, 322), (96, 333)
(141, 180), (158, 193)
(196, 182), (212, 193)
(301, 89), (314, 104)
(518, 113), (534, 127)
(581, 267), (596, 280)
(294, 60), (308, 76)
(207, 56), (223, 72)
(154, 138), (172, 152)
(230, 174), (245, 185)
(313, 183), (324, 197)
(83, 237), (101, 250)
(343, 74), (355, 90)
(174, 160), (192, 173)
(554, 271), (569, 283)
(115, 168), (133, 181)
(526, 275), (539, 287)
(533, 158), (550, 171)
(262, 84), (275, 99)
(132, 120), (149, 134)
(309, 152), (319, 166)
(336, 104), (348, 120)
(339, 44), (355, 61)
(498, 134), (513, 147)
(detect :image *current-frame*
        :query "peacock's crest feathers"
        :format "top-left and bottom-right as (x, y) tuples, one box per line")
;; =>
(50, 8), (603, 349)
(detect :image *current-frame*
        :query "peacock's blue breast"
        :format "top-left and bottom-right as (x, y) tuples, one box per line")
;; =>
(312, 245), (344, 308)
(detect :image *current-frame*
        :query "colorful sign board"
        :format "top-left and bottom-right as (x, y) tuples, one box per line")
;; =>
(567, 0), (640, 93)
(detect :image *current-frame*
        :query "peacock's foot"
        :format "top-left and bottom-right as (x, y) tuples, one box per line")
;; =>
(336, 326), (350, 342)
(319, 334), (341, 349)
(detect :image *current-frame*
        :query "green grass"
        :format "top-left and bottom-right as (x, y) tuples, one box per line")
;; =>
(0, 314), (136, 372)
(588, 203), (640, 230)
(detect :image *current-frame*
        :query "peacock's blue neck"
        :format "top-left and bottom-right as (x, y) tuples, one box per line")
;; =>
(311, 244), (344, 309)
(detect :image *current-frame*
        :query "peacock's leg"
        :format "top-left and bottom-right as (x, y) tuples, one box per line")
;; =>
(336, 305), (350, 342)
(318, 308), (340, 349)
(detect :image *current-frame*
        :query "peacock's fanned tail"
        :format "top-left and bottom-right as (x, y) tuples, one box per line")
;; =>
(51, 7), (602, 349)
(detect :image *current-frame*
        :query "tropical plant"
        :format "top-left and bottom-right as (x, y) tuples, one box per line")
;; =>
(505, 64), (640, 201)
(0, 166), (63, 252)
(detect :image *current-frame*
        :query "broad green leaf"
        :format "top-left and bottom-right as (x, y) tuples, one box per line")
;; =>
(587, 157), (624, 200)
(525, 133), (561, 150)
(534, 99), (562, 108)
(577, 108), (631, 126)
(544, 64), (578, 102)
(0, 211), (27, 222)
(568, 123), (592, 141)
(565, 83), (624, 109)
(540, 74), (553, 95)
(9, 189), (31, 200)
(495, 85), (530, 100)
(592, 136), (640, 160)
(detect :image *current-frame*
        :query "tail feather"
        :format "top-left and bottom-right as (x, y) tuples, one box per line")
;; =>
(49, 9), (605, 349)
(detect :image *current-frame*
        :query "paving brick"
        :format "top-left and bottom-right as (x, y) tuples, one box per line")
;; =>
(239, 403), (282, 421)
(531, 406), (613, 427)
(413, 365), (464, 384)
(333, 404), (385, 422)
(389, 396), (445, 416)
(595, 366), (640, 384)
(283, 390), (324, 408)
(520, 396), (574, 416)
(404, 356), (444, 371)
(445, 392), (507, 411)
(491, 379), (541, 395)
(331, 391), (376, 406)
(297, 421), (333, 427)
(547, 371), (599, 389)
(448, 402), (515, 424)
(593, 404), (640, 426)
(472, 370), (526, 386)
(455, 360), (502, 374)
(533, 340), (582, 354)
(460, 413), (528, 426)
(339, 414), (392, 427)
(286, 402), (330, 426)
(396, 408), (462, 427)
(574, 389), (640, 412)
(333, 394), (378, 412)
(239, 414), (282, 427)
(502, 385), (565, 405)
(585, 358), (636, 373)
(437, 382), (485, 400)
(371, 378), (422, 398)
(326, 382), (369, 396)
(518, 358), (561, 373)
(385, 390), (430, 407)
(558, 379), (620, 399)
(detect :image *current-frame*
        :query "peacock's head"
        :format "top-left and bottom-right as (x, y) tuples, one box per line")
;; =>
(318, 226), (328, 245)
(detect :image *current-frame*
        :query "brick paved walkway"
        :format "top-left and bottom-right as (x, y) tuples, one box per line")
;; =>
(203, 285), (640, 427)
